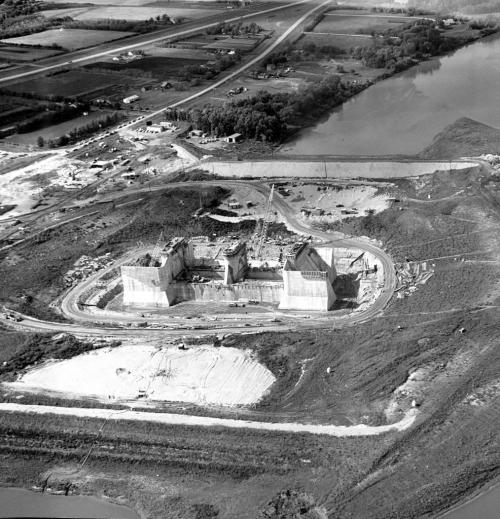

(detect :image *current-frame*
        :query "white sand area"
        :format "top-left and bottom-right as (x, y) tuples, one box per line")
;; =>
(5, 345), (276, 406)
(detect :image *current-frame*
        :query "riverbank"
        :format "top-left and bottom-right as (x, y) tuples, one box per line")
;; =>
(280, 31), (500, 156)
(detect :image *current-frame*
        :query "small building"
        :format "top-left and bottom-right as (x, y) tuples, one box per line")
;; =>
(224, 133), (242, 144)
(190, 129), (203, 137)
(148, 124), (165, 133)
(123, 94), (140, 104)
(121, 171), (138, 180)
(228, 202), (241, 209)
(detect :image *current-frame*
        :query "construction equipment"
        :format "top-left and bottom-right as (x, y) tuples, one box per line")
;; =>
(149, 231), (165, 266)
(254, 184), (274, 259)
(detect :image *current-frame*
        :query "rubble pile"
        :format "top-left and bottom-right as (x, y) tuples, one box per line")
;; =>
(64, 253), (113, 287)
(395, 261), (434, 298)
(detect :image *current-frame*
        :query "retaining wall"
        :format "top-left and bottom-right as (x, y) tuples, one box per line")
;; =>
(173, 281), (283, 303)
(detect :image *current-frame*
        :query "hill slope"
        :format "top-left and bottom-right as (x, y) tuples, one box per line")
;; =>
(419, 117), (500, 158)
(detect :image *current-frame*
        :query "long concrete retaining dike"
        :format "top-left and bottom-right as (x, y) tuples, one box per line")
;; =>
(205, 159), (480, 179)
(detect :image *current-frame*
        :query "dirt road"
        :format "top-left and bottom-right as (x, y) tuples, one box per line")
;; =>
(0, 403), (418, 437)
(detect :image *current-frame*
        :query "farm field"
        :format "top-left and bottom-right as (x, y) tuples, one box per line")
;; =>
(7, 70), (122, 98)
(42, 5), (225, 21)
(6, 110), (121, 145)
(315, 11), (409, 34)
(86, 56), (208, 79)
(44, 0), (222, 4)
(0, 46), (62, 62)
(0, 28), (136, 52)
(300, 32), (374, 50)
(143, 46), (213, 60)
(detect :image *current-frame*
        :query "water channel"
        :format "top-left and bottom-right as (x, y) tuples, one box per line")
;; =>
(283, 34), (500, 156)
(0, 487), (140, 519)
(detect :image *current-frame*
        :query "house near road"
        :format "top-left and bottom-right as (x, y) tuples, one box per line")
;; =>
(123, 94), (140, 104)
(224, 133), (242, 144)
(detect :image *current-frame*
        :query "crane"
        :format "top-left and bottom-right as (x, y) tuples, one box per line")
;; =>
(149, 231), (165, 266)
(254, 184), (274, 259)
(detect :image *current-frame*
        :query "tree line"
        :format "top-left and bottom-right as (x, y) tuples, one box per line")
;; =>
(42, 112), (121, 148)
(17, 102), (90, 134)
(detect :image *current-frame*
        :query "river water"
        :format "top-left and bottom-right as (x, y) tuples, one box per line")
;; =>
(0, 487), (140, 519)
(283, 35), (500, 156)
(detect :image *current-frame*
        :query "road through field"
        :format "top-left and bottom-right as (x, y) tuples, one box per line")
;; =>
(0, 0), (320, 85)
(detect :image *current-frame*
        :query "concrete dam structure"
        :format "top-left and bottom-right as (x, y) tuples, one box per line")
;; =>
(121, 237), (338, 311)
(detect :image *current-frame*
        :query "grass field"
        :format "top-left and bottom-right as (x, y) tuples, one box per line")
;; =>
(0, 46), (62, 62)
(7, 70), (120, 98)
(300, 32), (374, 50)
(315, 12), (408, 35)
(0, 28), (135, 52)
(42, 5), (225, 21)
(6, 110), (120, 145)
(87, 56), (207, 78)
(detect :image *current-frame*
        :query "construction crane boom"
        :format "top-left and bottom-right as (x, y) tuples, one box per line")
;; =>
(255, 184), (274, 258)
(150, 231), (165, 265)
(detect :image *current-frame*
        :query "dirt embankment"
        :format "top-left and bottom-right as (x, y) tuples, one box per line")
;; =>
(419, 117), (500, 159)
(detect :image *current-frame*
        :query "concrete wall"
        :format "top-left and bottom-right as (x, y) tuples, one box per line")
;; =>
(122, 264), (173, 307)
(246, 268), (283, 281)
(223, 242), (248, 285)
(279, 271), (336, 311)
(205, 159), (479, 179)
(315, 247), (336, 282)
(174, 281), (283, 303)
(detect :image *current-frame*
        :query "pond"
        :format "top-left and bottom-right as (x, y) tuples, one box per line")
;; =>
(0, 487), (140, 519)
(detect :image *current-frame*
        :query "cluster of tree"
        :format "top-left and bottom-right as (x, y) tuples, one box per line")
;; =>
(369, 5), (433, 15)
(351, 18), (492, 71)
(206, 21), (262, 36)
(0, 86), (75, 102)
(0, 13), (68, 39)
(0, 0), (40, 20)
(16, 101), (90, 134)
(179, 52), (240, 82)
(166, 75), (367, 143)
(63, 14), (171, 33)
(44, 112), (121, 147)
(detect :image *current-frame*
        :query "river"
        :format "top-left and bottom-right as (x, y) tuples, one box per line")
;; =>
(440, 480), (500, 519)
(0, 487), (140, 519)
(283, 34), (500, 156)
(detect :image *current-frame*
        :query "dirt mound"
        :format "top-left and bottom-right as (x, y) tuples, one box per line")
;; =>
(419, 117), (500, 159)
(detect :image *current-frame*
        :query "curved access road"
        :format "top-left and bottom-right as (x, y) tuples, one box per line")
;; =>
(3, 179), (396, 335)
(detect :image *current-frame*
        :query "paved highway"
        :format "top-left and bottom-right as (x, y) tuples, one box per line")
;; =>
(0, 0), (317, 85)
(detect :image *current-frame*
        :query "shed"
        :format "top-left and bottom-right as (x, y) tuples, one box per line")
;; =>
(224, 133), (242, 143)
